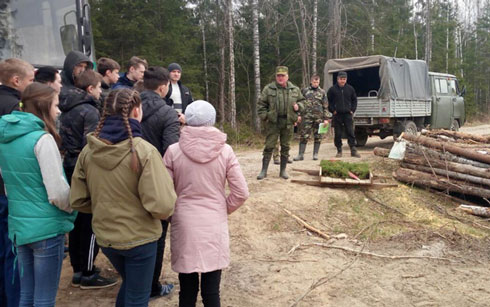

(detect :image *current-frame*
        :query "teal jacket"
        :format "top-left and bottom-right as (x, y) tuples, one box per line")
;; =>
(0, 111), (76, 246)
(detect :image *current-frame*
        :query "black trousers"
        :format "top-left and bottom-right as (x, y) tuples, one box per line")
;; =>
(151, 220), (169, 294)
(333, 113), (356, 149)
(66, 165), (99, 276)
(178, 270), (221, 307)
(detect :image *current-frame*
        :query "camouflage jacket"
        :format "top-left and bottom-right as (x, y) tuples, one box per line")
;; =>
(300, 85), (328, 122)
(258, 81), (305, 126)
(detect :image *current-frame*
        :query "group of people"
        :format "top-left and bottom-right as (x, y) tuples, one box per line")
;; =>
(257, 67), (360, 180)
(0, 51), (249, 307)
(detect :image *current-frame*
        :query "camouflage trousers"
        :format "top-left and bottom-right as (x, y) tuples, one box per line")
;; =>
(298, 119), (323, 143)
(263, 118), (293, 158)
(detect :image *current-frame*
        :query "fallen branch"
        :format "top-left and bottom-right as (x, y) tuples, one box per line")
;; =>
(283, 208), (330, 240)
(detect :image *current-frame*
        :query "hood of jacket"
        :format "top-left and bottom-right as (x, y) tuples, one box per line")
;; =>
(141, 90), (166, 122)
(178, 126), (226, 164)
(59, 88), (98, 112)
(0, 111), (44, 144)
(61, 51), (93, 86)
(85, 132), (142, 171)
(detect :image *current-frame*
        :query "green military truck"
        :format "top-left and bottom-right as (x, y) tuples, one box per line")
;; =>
(323, 55), (465, 146)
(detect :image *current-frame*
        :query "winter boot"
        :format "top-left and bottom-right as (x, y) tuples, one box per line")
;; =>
(335, 148), (342, 158)
(350, 147), (361, 158)
(279, 156), (289, 179)
(293, 142), (307, 161)
(273, 155), (280, 165)
(313, 142), (321, 160)
(257, 154), (272, 180)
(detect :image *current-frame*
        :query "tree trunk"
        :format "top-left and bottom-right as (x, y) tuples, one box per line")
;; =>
(424, 0), (432, 69)
(402, 134), (490, 164)
(421, 129), (490, 143)
(200, 19), (210, 102)
(403, 155), (490, 179)
(327, 0), (341, 60)
(217, 0), (226, 130)
(252, 0), (261, 132)
(312, 0), (318, 75)
(412, 0), (418, 59)
(401, 163), (490, 187)
(227, 0), (236, 129)
(292, 0), (310, 87)
(406, 143), (490, 168)
(394, 168), (490, 199)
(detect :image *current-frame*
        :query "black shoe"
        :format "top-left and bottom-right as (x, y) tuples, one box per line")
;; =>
(351, 147), (361, 158)
(71, 272), (82, 287)
(80, 273), (118, 290)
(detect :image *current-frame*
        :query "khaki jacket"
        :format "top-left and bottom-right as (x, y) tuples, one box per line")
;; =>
(70, 133), (176, 250)
(258, 81), (305, 126)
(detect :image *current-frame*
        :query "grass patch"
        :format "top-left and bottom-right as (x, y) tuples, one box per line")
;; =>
(320, 160), (370, 179)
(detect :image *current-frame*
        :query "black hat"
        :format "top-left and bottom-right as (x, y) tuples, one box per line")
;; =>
(168, 63), (182, 72)
(337, 71), (347, 78)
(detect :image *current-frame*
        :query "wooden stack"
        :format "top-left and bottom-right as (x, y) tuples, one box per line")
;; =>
(374, 130), (490, 201)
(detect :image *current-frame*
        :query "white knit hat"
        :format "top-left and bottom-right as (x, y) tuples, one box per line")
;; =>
(185, 100), (216, 127)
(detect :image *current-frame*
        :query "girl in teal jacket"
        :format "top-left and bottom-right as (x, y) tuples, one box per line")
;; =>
(0, 83), (76, 306)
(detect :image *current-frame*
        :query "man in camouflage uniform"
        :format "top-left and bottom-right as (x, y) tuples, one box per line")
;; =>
(257, 66), (304, 180)
(294, 75), (329, 161)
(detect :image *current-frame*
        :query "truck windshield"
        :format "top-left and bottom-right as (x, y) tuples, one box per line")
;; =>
(0, 0), (79, 68)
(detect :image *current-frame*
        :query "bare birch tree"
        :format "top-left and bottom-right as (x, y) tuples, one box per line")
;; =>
(424, 0), (432, 69)
(327, 0), (342, 60)
(312, 0), (318, 75)
(227, 0), (236, 129)
(217, 0), (226, 130)
(252, 0), (261, 131)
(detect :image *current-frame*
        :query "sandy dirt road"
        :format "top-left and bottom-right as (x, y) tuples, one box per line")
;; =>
(56, 125), (490, 307)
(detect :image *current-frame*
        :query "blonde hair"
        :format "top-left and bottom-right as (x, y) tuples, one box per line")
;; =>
(0, 58), (34, 85)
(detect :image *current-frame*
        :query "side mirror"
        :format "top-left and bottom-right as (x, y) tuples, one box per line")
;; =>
(81, 3), (92, 56)
(460, 86), (466, 97)
(60, 24), (78, 56)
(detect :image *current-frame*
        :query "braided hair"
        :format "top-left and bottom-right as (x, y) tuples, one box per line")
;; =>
(94, 89), (142, 173)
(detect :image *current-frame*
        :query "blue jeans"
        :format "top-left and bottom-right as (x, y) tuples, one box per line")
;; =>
(102, 241), (157, 307)
(0, 195), (20, 307)
(17, 234), (65, 307)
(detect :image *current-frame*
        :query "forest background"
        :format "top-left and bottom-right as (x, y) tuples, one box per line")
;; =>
(90, 0), (490, 136)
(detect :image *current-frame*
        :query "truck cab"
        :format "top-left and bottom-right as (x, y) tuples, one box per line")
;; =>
(428, 72), (465, 131)
(0, 0), (94, 68)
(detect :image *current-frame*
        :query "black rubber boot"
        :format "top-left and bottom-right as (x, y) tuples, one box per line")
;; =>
(279, 156), (289, 179)
(257, 155), (272, 180)
(335, 148), (342, 158)
(313, 142), (321, 160)
(293, 142), (307, 161)
(350, 147), (361, 158)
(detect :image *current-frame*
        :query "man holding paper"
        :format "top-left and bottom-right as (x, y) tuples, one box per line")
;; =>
(294, 75), (329, 161)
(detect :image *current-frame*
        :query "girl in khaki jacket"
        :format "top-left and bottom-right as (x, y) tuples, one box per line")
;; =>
(70, 89), (176, 306)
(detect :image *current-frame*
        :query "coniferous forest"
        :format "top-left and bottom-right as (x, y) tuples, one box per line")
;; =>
(90, 0), (490, 131)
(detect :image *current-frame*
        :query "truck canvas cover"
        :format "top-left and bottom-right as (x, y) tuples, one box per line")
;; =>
(324, 55), (431, 102)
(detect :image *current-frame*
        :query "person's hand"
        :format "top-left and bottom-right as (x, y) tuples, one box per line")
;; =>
(178, 113), (186, 124)
(350, 111), (353, 115)
(323, 119), (329, 126)
(333, 111), (337, 115)
(297, 116), (302, 123)
(293, 103), (299, 111)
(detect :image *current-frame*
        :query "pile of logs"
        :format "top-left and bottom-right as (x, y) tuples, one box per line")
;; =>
(374, 130), (490, 203)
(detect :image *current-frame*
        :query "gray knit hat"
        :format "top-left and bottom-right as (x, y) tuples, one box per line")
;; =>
(185, 100), (216, 127)
(168, 63), (182, 72)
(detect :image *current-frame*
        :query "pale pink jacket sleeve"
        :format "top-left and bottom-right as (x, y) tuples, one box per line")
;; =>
(225, 145), (249, 214)
(163, 149), (174, 180)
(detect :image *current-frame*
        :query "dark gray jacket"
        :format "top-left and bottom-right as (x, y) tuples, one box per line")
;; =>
(327, 83), (357, 114)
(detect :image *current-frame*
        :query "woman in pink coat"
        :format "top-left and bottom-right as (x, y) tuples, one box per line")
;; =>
(163, 100), (249, 307)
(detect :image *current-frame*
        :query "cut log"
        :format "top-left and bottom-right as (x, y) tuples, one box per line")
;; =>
(422, 129), (490, 144)
(402, 156), (490, 179)
(406, 143), (490, 168)
(373, 147), (391, 157)
(394, 168), (490, 199)
(401, 162), (490, 187)
(403, 134), (490, 164)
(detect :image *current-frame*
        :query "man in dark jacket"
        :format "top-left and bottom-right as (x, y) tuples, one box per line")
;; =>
(60, 51), (93, 106)
(164, 63), (193, 124)
(97, 57), (120, 107)
(112, 56), (147, 89)
(0, 58), (34, 307)
(60, 69), (117, 290)
(140, 67), (180, 298)
(327, 71), (360, 158)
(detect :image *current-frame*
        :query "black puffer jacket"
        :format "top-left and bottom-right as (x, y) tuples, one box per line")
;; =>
(164, 81), (193, 113)
(0, 85), (21, 195)
(327, 83), (357, 114)
(60, 51), (93, 106)
(140, 90), (180, 156)
(59, 88), (100, 169)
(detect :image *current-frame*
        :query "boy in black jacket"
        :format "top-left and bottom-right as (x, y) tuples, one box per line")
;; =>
(327, 71), (360, 158)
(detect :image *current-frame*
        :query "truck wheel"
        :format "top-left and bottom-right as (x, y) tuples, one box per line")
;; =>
(355, 131), (368, 147)
(450, 119), (460, 131)
(403, 120), (418, 136)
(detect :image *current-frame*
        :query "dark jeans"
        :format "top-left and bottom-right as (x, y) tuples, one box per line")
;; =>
(333, 113), (356, 149)
(17, 234), (65, 307)
(151, 220), (169, 294)
(179, 270), (222, 307)
(0, 196), (20, 307)
(66, 165), (99, 276)
(102, 242), (157, 307)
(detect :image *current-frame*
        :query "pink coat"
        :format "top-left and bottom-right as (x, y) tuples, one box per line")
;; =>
(163, 126), (249, 273)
